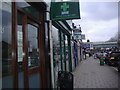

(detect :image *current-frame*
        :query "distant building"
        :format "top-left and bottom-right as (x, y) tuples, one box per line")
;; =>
(93, 42), (118, 49)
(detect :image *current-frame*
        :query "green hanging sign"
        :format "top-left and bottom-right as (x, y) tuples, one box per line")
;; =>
(50, 2), (80, 20)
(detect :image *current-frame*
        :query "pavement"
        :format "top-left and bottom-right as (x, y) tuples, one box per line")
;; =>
(73, 56), (120, 89)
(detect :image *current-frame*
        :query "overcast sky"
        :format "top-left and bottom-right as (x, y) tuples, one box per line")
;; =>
(72, 2), (118, 42)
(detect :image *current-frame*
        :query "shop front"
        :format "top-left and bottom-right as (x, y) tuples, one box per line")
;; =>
(2, 1), (51, 88)
(51, 21), (72, 88)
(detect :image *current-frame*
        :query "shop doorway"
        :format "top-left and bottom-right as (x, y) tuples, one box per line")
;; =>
(17, 10), (41, 88)
(15, 1), (49, 87)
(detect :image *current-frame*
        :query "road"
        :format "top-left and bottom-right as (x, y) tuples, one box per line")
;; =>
(73, 56), (120, 89)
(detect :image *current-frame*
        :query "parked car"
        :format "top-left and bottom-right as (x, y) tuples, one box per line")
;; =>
(108, 51), (120, 66)
(93, 53), (98, 59)
(118, 62), (120, 72)
(104, 53), (110, 64)
(94, 52), (103, 59)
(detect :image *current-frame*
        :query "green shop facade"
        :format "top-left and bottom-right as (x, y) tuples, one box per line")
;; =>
(51, 20), (72, 88)
(50, 1), (80, 88)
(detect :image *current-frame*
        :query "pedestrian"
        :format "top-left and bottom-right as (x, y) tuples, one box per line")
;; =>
(89, 53), (91, 57)
(83, 50), (86, 59)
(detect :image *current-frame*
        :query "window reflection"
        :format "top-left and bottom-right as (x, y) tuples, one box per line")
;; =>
(61, 32), (65, 71)
(17, 2), (40, 20)
(17, 20), (23, 71)
(29, 72), (40, 88)
(65, 35), (69, 71)
(17, 12), (24, 88)
(2, 2), (13, 88)
(52, 26), (61, 88)
(52, 26), (60, 68)
(28, 24), (39, 68)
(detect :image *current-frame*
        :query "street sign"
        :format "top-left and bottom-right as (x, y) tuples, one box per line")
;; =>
(81, 34), (85, 40)
(73, 32), (81, 35)
(50, 1), (80, 20)
(73, 34), (85, 40)
(73, 28), (81, 35)
(73, 28), (81, 32)
(74, 34), (81, 40)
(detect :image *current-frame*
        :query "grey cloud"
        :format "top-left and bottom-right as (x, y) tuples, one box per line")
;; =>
(87, 26), (117, 41)
(80, 2), (118, 21)
(73, 2), (118, 42)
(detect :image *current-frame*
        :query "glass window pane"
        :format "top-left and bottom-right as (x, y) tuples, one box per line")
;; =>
(17, 12), (24, 88)
(65, 35), (69, 72)
(61, 32), (65, 71)
(28, 24), (39, 68)
(29, 73), (40, 88)
(52, 26), (60, 68)
(52, 26), (61, 88)
(17, 2), (40, 20)
(2, 2), (13, 88)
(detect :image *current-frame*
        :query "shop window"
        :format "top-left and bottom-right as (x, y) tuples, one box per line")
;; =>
(17, 12), (24, 88)
(17, 2), (40, 20)
(52, 26), (60, 68)
(61, 32), (65, 71)
(2, 2), (13, 88)
(28, 24), (39, 68)
(52, 26), (61, 88)
(29, 72), (40, 88)
(65, 35), (69, 72)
